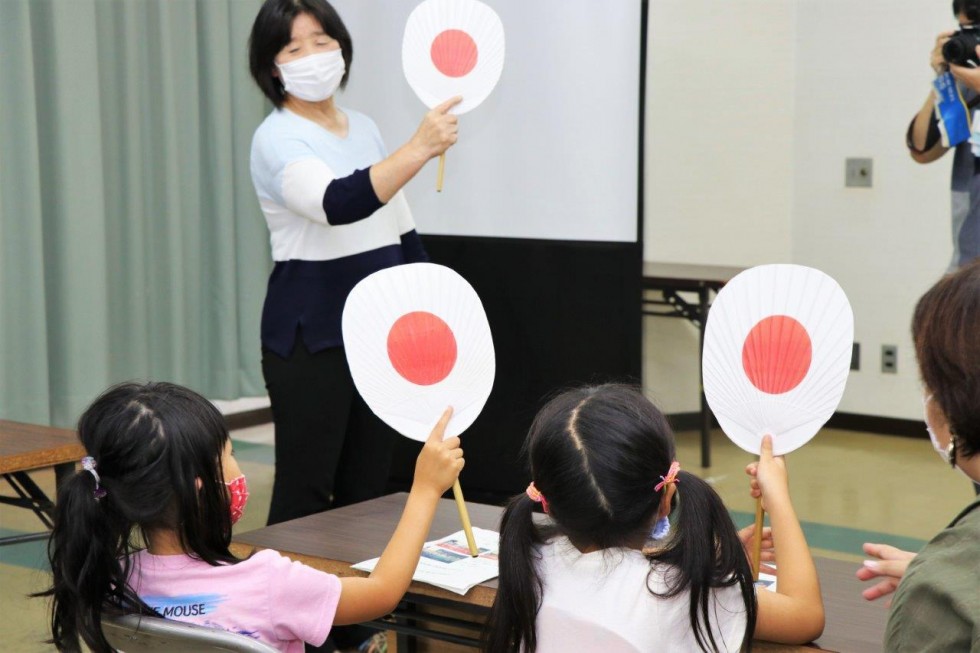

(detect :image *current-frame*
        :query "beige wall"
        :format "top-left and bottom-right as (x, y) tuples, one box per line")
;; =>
(644, 0), (955, 420)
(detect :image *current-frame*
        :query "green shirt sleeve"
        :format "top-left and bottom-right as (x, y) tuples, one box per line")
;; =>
(884, 499), (980, 653)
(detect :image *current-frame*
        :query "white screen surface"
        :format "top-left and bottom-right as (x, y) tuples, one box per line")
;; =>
(329, 0), (641, 242)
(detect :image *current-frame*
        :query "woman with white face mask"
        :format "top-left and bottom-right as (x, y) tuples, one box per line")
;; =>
(247, 2), (460, 650)
(856, 260), (980, 652)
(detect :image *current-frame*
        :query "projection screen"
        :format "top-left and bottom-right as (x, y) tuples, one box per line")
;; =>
(329, 0), (641, 243)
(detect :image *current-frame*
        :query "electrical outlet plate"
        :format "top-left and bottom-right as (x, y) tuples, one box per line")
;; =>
(846, 158), (873, 188)
(881, 344), (897, 374)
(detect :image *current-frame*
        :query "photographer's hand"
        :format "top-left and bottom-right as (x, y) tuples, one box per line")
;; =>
(932, 30), (955, 75)
(950, 47), (980, 92)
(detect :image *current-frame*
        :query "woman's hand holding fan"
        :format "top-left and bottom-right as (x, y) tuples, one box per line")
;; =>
(402, 0), (505, 190)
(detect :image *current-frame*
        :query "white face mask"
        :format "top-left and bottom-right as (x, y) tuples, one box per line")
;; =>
(277, 50), (345, 102)
(922, 395), (949, 464)
(924, 394), (957, 466)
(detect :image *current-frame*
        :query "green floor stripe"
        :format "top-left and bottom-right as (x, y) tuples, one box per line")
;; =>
(0, 505), (927, 572)
(0, 529), (50, 571)
(730, 510), (927, 555)
(230, 439), (275, 465)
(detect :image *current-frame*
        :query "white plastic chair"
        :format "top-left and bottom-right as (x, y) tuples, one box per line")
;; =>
(102, 613), (279, 652)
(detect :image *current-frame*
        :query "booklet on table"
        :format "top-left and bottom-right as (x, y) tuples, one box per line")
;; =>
(352, 527), (500, 596)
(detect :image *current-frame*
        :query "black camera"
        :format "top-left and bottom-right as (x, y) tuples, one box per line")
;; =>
(943, 25), (980, 67)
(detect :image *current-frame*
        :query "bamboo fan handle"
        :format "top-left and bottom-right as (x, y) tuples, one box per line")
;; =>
(436, 153), (446, 192)
(452, 479), (479, 556)
(752, 495), (765, 581)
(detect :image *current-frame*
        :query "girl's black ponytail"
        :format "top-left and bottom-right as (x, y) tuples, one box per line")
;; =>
(33, 382), (236, 652)
(40, 466), (155, 652)
(483, 494), (546, 653)
(485, 385), (757, 653)
(647, 470), (757, 653)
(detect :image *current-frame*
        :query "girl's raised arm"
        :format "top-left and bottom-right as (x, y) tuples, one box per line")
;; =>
(750, 435), (825, 644)
(333, 407), (463, 624)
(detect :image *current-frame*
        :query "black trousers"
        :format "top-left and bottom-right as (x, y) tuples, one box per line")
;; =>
(263, 338), (395, 651)
(263, 339), (397, 524)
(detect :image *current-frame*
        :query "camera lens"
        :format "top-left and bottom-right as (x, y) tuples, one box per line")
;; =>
(944, 39), (968, 64)
(944, 28), (980, 66)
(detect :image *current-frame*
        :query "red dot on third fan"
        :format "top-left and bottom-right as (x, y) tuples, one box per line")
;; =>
(741, 315), (812, 394)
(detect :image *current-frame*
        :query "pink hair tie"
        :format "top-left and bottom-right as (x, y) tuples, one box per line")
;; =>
(654, 461), (680, 492)
(526, 482), (550, 513)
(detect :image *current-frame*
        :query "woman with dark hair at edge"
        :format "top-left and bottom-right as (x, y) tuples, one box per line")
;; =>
(248, 1), (460, 648)
(857, 259), (980, 652)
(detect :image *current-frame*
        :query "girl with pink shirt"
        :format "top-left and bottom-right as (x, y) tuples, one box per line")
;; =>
(37, 382), (463, 652)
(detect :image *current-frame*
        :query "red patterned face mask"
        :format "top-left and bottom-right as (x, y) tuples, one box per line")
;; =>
(225, 475), (249, 525)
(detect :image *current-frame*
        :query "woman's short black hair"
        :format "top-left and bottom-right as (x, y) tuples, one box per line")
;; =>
(249, 0), (353, 108)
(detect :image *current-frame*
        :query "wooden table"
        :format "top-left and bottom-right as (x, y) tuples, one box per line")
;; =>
(232, 493), (887, 653)
(642, 262), (745, 468)
(0, 420), (84, 545)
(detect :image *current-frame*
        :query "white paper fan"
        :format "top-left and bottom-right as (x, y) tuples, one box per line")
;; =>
(402, 0), (505, 114)
(342, 263), (495, 441)
(702, 264), (853, 456)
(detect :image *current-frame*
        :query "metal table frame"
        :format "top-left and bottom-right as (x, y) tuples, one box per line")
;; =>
(641, 262), (744, 468)
(0, 420), (83, 546)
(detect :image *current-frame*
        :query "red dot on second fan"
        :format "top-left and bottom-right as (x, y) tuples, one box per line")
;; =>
(430, 29), (478, 77)
(741, 315), (812, 395)
(387, 311), (458, 386)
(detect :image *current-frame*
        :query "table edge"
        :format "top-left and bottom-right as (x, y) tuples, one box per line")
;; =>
(0, 444), (86, 474)
(229, 542), (496, 609)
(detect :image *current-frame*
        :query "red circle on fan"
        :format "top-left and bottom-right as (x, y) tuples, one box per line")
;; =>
(430, 29), (478, 77)
(741, 315), (812, 394)
(387, 311), (458, 385)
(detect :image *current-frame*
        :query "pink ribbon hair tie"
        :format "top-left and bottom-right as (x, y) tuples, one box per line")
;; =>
(654, 461), (681, 492)
(526, 481), (550, 513)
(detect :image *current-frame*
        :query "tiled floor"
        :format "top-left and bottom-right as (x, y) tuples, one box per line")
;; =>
(2, 419), (973, 651)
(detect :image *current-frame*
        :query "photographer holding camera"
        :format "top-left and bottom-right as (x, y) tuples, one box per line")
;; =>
(907, 1), (980, 501)
(908, 1), (980, 272)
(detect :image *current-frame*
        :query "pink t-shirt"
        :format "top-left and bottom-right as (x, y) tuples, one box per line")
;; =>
(129, 549), (341, 653)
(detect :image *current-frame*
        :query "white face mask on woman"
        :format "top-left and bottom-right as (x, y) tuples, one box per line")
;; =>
(277, 50), (345, 102)
(923, 395), (953, 464)
(922, 394), (972, 481)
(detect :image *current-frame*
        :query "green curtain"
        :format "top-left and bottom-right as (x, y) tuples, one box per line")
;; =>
(0, 0), (272, 427)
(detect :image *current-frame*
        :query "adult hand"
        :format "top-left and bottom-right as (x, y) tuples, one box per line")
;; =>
(738, 523), (776, 574)
(411, 96), (462, 160)
(950, 48), (980, 92)
(413, 407), (464, 498)
(855, 542), (915, 606)
(370, 96), (463, 202)
(745, 434), (790, 512)
(931, 30), (956, 75)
